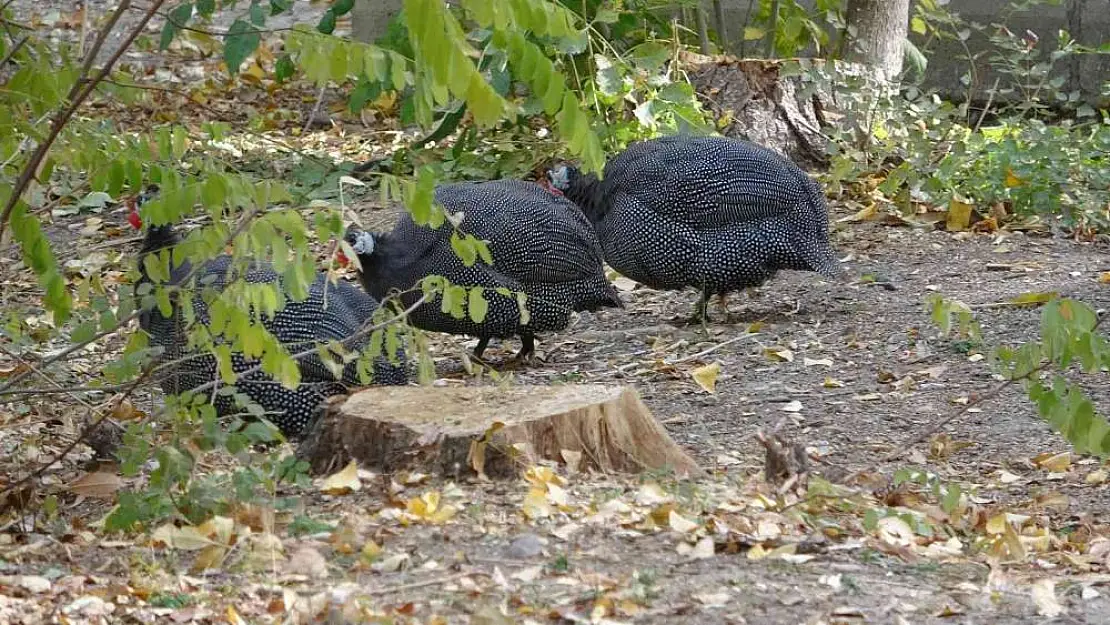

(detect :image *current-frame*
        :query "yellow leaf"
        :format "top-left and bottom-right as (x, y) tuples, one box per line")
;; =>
(764, 348), (794, 363)
(1099, 272), (1110, 284)
(150, 524), (216, 551)
(690, 362), (720, 393)
(1086, 469), (1107, 484)
(198, 516), (235, 545)
(320, 460), (361, 495)
(522, 487), (553, 520)
(360, 539), (383, 564)
(227, 604), (248, 625)
(66, 471), (123, 499)
(523, 465), (565, 487)
(946, 197), (974, 231)
(839, 202), (878, 223)
(1033, 451), (1072, 473)
(1008, 291), (1058, 307)
(823, 377), (846, 388)
(746, 543), (769, 560)
(190, 545), (229, 574)
(668, 510), (699, 533)
(1004, 168), (1025, 188)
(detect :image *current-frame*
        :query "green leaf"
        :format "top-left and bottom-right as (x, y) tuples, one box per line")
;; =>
(468, 287), (489, 323)
(249, 1), (267, 26)
(224, 19), (261, 75)
(349, 74), (383, 112)
(160, 2), (194, 50)
(317, 8), (337, 34)
(449, 231), (479, 266)
(332, 0), (355, 16)
(441, 284), (467, 319)
(71, 319), (98, 345)
(269, 0), (291, 14)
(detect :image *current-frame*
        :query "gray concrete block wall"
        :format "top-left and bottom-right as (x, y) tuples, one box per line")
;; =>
(706, 0), (1109, 103)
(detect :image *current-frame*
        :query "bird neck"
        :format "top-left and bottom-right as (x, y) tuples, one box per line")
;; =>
(137, 224), (182, 283)
(352, 231), (394, 300)
(562, 172), (608, 224)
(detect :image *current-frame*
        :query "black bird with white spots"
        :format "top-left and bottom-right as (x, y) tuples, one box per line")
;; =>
(547, 135), (841, 320)
(130, 185), (407, 438)
(342, 179), (621, 363)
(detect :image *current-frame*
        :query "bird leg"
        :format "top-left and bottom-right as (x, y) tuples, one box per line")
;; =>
(510, 332), (538, 366)
(689, 290), (712, 334)
(717, 293), (729, 320)
(472, 336), (491, 361)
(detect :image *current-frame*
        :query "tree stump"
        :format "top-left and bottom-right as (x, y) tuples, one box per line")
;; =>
(682, 53), (874, 171)
(296, 384), (703, 479)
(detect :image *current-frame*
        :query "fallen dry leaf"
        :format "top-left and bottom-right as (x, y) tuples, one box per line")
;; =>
(1031, 579), (1064, 617)
(690, 361), (721, 393)
(66, 471), (123, 499)
(320, 460), (361, 495)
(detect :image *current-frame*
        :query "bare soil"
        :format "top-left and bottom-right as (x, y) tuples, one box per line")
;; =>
(2, 1), (1110, 623)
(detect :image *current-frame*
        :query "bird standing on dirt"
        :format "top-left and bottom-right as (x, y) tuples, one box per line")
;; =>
(547, 135), (841, 322)
(341, 179), (621, 364)
(129, 185), (407, 438)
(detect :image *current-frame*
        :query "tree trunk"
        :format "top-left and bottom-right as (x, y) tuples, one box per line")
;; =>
(296, 384), (703, 479)
(683, 52), (838, 171)
(695, 6), (711, 54)
(712, 0), (729, 53)
(350, 0), (403, 44)
(843, 0), (910, 82)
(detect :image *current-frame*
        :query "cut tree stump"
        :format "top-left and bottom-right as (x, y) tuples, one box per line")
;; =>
(296, 384), (703, 480)
(681, 52), (878, 171)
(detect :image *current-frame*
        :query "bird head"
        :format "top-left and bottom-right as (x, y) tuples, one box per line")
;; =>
(126, 184), (162, 231)
(545, 163), (579, 194)
(338, 227), (376, 270)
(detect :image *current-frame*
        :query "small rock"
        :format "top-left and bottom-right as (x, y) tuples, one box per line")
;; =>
(286, 546), (329, 579)
(506, 533), (544, 559)
(64, 596), (115, 617)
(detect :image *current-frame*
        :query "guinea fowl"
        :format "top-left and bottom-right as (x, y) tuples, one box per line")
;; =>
(547, 135), (841, 322)
(341, 179), (621, 364)
(130, 185), (407, 438)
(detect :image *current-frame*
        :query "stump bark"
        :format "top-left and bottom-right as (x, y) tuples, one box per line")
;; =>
(296, 384), (702, 479)
(682, 53), (872, 171)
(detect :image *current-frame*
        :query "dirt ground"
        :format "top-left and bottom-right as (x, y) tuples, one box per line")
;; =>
(2, 1), (1110, 624)
(5, 201), (1110, 624)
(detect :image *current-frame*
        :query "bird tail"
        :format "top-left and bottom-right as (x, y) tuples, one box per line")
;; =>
(581, 280), (624, 311)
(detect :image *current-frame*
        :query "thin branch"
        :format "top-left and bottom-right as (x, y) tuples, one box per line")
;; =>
(68, 0), (131, 103)
(0, 344), (97, 411)
(177, 292), (427, 400)
(0, 0), (166, 242)
(843, 313), (1107, 485)
(0, 34), (28, 68)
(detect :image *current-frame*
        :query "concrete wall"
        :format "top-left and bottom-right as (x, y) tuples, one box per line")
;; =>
(708, 0), (1110, 103)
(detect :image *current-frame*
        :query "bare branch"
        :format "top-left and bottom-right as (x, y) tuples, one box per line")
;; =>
(67, 0), (131, 102)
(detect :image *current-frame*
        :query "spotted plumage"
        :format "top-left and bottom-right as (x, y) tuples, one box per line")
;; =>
(131, 186), (407, 438)
(548, 135), (840, 320)
(344, 179), (621, 362)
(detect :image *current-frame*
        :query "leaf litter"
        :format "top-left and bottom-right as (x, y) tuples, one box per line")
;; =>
(1, 2), (1110, 624)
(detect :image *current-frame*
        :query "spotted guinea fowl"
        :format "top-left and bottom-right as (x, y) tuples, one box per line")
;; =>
(130, 185), (407, 438)
(546, 135), (840, 321)
(341, 179), (621, 363)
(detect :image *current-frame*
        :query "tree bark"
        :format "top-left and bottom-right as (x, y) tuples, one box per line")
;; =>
(843, 0), (910, 82)
(350, 0), (403, 44)
(296, 384), (703, 479)
(712, 0), (729, 53)
(695, 6), (711, 54)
